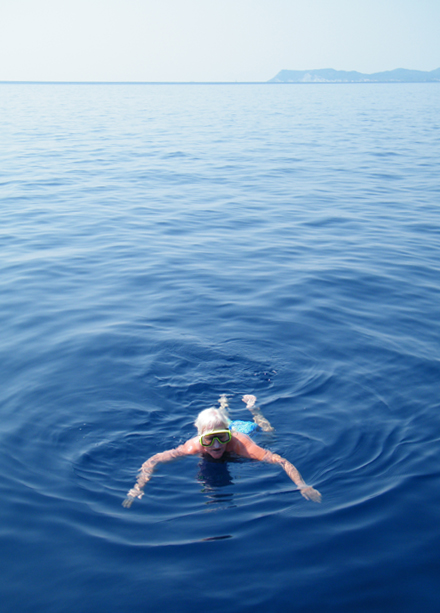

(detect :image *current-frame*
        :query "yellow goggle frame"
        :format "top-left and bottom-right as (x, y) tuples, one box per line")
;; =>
(199, 429), (232, 447)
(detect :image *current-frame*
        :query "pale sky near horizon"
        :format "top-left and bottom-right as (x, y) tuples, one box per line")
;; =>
(1, 0), (439, 82)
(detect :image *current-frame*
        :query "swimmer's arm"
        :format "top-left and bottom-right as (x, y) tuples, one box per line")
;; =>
(264, 451), (321, 503)
(235, 436), (321, 502)
(123, 450), (174, 506)
(123, 440), (199, 508)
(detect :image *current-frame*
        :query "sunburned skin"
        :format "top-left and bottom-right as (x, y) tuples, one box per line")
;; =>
(123, 394), (321, 507)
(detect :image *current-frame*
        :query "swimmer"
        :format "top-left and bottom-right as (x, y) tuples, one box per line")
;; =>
(123, 394), (321, 507)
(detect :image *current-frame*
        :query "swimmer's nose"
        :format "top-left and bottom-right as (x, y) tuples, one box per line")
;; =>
(212, 439), (222, 449)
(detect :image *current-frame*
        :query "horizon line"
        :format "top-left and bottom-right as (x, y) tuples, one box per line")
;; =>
(4, 80), (267, 85)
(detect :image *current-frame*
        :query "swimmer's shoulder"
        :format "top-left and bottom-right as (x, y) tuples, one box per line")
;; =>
(231, 431), (267, 460)
(177, 436), (203, 456)
(232, 431), (253, 444)
(230, 431), (254, 453)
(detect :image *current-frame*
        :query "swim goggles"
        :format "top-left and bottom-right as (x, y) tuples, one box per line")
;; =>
(199, 429), (232, 447)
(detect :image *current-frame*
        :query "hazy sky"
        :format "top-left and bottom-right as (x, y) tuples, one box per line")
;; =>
(1, 0), (439, 82)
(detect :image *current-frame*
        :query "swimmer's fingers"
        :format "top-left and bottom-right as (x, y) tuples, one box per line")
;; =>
(122, 495), (135, 508)
(299, 486), (322, 503)
(122, 486), (144, 507)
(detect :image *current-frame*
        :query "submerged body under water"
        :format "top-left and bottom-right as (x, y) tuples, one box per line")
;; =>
(1, 82), (440, 612)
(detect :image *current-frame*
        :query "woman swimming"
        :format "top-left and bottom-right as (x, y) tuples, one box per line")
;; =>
(123, 394), (321, 507)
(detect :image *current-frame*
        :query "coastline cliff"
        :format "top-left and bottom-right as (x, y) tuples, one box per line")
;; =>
(269, 68), (440, 83)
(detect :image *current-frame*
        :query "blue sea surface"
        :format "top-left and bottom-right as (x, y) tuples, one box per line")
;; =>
(1, 83), (440, 612)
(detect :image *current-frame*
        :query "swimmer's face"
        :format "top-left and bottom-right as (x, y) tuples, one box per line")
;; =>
(202, 435), (228, 459)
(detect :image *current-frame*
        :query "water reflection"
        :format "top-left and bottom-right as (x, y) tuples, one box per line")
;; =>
(196, 456), (236, 508)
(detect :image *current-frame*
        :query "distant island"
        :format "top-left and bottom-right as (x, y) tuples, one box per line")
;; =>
(269, 68), (440, 83)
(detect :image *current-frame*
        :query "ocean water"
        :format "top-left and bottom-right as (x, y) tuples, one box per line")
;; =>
(1, 82), (439, 612)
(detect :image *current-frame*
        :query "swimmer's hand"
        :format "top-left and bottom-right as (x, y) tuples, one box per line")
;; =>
(122, 486), (144, 508)
(122, 495), (135, 508)
(299, 485), (322, 503)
